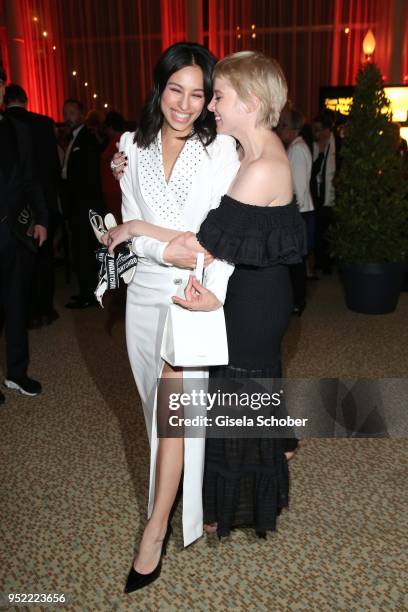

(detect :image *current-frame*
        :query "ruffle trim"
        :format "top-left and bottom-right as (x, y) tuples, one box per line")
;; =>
(203, 459), (290, 537)
(197, 196), (307, 267)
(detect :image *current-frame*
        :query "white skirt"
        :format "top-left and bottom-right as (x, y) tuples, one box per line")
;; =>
(125, 259), (208, 547)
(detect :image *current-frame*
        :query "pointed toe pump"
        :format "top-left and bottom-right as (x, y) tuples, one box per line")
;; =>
(124, 524), (172, 593)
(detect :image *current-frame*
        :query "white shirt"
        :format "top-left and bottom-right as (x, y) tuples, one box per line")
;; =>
(287, 136), (314, 213)
(61, 124), (84, 179)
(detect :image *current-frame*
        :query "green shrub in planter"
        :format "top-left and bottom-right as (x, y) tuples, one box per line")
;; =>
(329, 63), (408, 313)
(330, 62), (408, 264)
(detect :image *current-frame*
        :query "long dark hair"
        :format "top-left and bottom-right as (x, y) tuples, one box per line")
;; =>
(135, 42), (217, 148)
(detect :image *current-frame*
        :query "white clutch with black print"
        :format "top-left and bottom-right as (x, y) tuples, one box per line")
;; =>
(160, 253), (229, 367)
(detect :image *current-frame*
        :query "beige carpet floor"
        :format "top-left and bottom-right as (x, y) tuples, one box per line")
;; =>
(0, 274), (407, 611)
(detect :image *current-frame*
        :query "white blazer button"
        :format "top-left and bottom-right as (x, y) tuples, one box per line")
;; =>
(173, 278), (183, 285)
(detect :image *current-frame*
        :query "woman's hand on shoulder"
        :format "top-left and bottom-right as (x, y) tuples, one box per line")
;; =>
(172, 275), (222, 311)
(111, 145), (128, 180)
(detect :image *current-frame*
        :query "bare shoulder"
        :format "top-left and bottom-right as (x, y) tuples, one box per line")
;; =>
(230, 155), (292, 206)
(246, 156), (290, 183)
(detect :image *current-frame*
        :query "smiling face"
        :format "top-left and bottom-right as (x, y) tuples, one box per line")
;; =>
(207, 76), (249, 137)
(160, 65), (206, 136)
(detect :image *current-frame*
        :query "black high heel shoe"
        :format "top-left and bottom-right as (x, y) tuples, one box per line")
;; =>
(124, 524), (172, 593)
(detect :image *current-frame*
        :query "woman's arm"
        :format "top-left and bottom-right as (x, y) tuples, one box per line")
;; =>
(103, 224), (214, 268)
(101, 219), (182, 250)
(128, 219), (182, 241)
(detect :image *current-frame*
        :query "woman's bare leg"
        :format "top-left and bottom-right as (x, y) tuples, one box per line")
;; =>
(133, 363), (184, 573)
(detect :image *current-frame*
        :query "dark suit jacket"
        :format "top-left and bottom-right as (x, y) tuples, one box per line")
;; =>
(5, 106), (60, 213)
(0, 115), (48, 243)
(64, 125), (103, 213)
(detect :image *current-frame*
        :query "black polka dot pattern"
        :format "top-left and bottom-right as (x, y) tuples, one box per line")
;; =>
(138, 131), (205, 228)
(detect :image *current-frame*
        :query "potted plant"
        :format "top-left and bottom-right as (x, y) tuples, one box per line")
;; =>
(330, 62), (408, 314)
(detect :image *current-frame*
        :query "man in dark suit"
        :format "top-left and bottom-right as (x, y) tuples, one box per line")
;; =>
(0, 67), (48, 403)
(61, 99), (103, 309)
(4, 84), (61, 327)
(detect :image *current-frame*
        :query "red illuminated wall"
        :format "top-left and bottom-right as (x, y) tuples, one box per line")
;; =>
(2, 0), (407, 121)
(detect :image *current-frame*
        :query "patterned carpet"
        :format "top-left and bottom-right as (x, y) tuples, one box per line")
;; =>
(0, 275), (407, 611)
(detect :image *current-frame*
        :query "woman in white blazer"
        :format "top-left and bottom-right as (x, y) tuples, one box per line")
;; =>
(103, 43), (239, 592)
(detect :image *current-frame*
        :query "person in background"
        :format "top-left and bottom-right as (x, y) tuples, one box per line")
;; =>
(311, 110), (336, 275)
(100, 111), (125, 223)
(0, 66), (47, 402)
(85, 109), (107, 150)
(4, 84), (61, 328)
(56, 123), (72, 162)
(278, 107), (315, 315)
(61, 99), (103, 309)
(299, 121), (313, 153)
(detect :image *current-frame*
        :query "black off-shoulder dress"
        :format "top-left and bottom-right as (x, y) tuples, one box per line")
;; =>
(197, 194), (307, 538)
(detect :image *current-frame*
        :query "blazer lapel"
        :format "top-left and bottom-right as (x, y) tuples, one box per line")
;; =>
(136, 133), (184, 228)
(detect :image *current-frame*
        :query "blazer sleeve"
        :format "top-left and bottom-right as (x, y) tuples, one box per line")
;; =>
(203, 136), (239, 303)
(119, 132), (170, 266)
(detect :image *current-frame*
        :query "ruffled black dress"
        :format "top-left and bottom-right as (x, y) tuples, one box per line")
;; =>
(197, 195), (307, 537)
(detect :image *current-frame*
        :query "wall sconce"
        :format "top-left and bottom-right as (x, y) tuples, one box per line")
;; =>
(362, 29), (376, 61)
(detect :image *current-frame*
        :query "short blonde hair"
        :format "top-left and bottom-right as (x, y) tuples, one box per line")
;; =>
(214, 51), (287, 128)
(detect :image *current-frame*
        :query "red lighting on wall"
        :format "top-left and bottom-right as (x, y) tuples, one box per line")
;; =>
(3, 0), (407, 123)
(17, 0), (67, 120)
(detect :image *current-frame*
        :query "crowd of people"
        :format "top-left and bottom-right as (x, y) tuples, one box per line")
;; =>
(0, 68), (130, 403)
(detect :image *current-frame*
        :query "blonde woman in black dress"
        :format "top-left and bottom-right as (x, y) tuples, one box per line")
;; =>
(173, 51), (305, 538)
